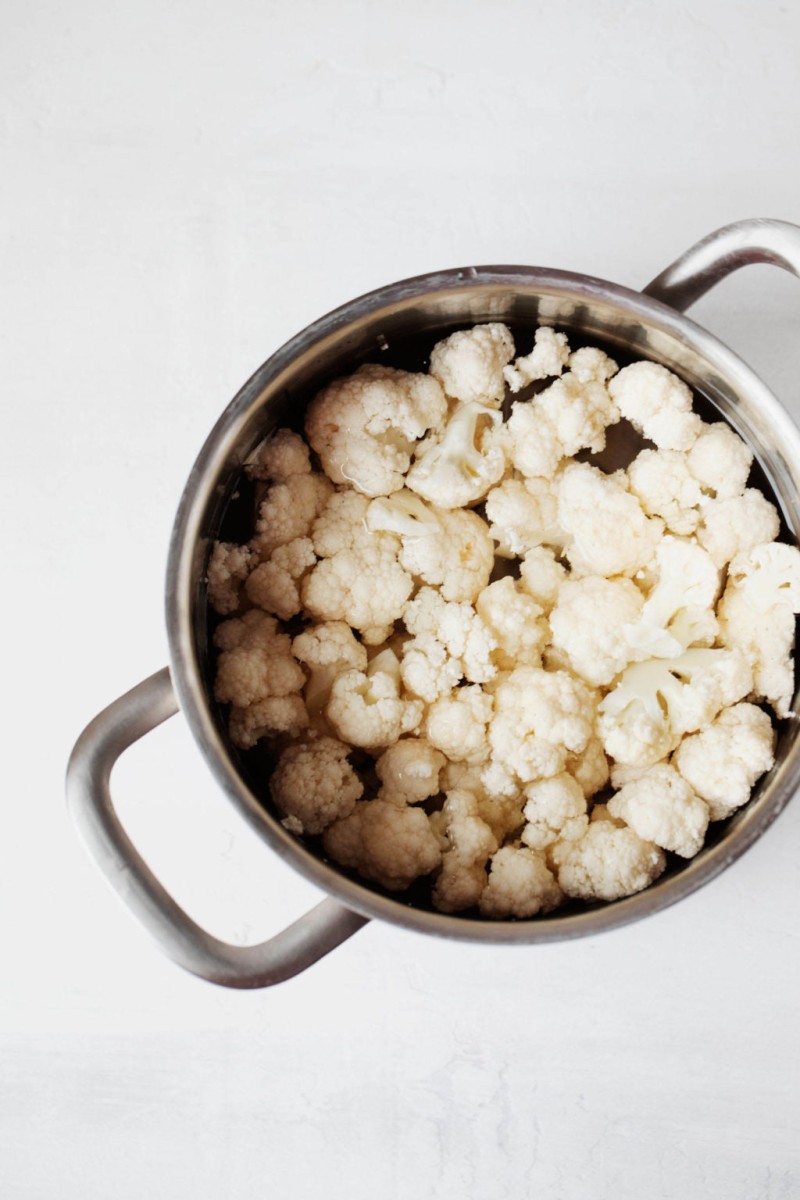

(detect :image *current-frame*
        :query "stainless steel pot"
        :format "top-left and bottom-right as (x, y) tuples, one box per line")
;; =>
(67, 218), (800, 988)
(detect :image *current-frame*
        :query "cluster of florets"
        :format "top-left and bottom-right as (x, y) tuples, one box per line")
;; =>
(207, 322), (796, 918)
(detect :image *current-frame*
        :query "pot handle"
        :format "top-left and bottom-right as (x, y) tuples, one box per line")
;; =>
(66, 668), (368, 988)
(643, 217), (800, 312)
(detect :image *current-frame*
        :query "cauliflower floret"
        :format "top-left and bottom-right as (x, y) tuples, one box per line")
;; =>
(567, 345), (619, 384)
(429, 322), (515, 406)
(406, 400), (508, 509)
(607, 763), (709, 858)
(549, 575), (644, 687)
(489, 667), (595, 784)
(213, 609), (309, 748)
(608, 361), (702, 451)
(484, 476), (564, 558)
(326, 655), (424, 750)
(503, 326), (571, 393)
(696, 489), (781, 569)
(245, 428), (311, 482)
(245, 536), (316, 621)
(375, 738), (446, 805)
(323, 800), (441, 891)
(627, 448), (704, 535)
(305, 362), (447, 497)
(566, 737), (610, 799)
(506, 367), (620, 480)
(302, 491), (413, 643)
(621, 537), (720, 660)
(598, 647), (753, 767)
(367, 492), (494, 602)
(552, 818), (666, 901)
(476, 577), (549, 669)
(431, 788), (500, 913)
(479, 846), (563, 918)
(425, 685), (493, 764)
(404, 587), (498, 685)
(717, 542), (800, 717)
(518, 546), (568, 614)
(673, 703), (777, 820)
(557, 462), (664, 578)
(686, 421), (753, 499)
(400, 634), (464, 703)
(206, 541), (253, 615)
(251, 471), (333, 557)
(270, 737), (363, 835)
(291, 621), (368, 716)
(520, 773), (589, 851)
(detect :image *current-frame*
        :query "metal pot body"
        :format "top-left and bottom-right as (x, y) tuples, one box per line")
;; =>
(68, 219), (800, 987)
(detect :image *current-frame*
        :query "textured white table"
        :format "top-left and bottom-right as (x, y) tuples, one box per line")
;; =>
(3, 2), (800, 1196)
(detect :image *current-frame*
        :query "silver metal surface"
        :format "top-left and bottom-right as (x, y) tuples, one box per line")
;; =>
(66, 668), (367, 987)
(68, 219), (800, 985)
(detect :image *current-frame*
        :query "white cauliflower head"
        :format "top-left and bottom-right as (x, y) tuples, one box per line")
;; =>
(520, 773), (588, 851)
(479, 846), (563, 918)
(245, 536), (317, 621)
(305, 362), (447, 497)
(607, 763), (709, 858)
(557, 462), (664, 578)
(251, 471), (333, 557)
(367, 493), (494, 603)
(627, 448), (704, 535)
(674, 703), (776, 821)
(404, 586), (498, 685)
(405, 400), (509, 509)
(270, 737), (364, 835)
(245, 428), (311, 482)
(621, 536), (720, 660)
(323, 800), (441, 892)
(375, 737), (446, 805)
(425, 685), (493, 764)
(503, 325), (571, 393)
(207, 541), (253, 616)
(696, 489), (780, 569)
(484, 476), (564, 558)
(429, 322), (515, 406)
(549, 575), (644, 687)
(488, 667), (595, 783)
(506, 366), (620, 480)
(686, 421), (753, 499)
(326, 654), (423, 750)
(476, 577), (549, 670)
(518, 546), (568, 613)
(213, 608), (308, 747)
(608, 361), (702, 451)
(552, 816), (667, 902)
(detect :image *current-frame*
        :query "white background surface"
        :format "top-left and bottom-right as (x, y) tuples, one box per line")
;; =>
(3, 2), (800, 1196)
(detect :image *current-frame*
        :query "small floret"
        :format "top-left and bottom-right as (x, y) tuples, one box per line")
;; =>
(207, 541), (253, 615)
(323, 800), (441, 891)
(476, 577), (549, 669)
(488, 667), (595, 783)
(406, 400), (508, 509)
(518, 546), (568, 613)
(425, 686), (493, 764)
(250, 471), (333, 557)
(429, 322), (515, 406)
(520, 773), (588, 851)
(621, 537), (720, 660)
(245, 537), (316, 621)
(375, 738), (446, 805)
(479, 846), (563, 918)
(598, 647), (753, 767)
(608, 361), (702, 451)
(687, 421), (753, 499)
(305, 363), (447, 497)
(504, 326), (571, 393)
(673, 703), (776, 820)
(549, 575), (644, 686)
(552, 816), (666, 901)
(484, 476), (563, 558)
(607, 763), (709, 858)
(696, 489), (781, 568)
(270, 737), (363, 835)
(245, 428), (311, 482)
(326, 657), (423, 749)
(291, 621), (368, 717)
(627, 448), (704, 535)
(404, 586), (498, 684)
(557, 462), (664, 578)
(507, 366), (620, 480)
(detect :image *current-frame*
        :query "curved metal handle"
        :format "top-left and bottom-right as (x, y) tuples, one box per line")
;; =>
(643, 218), (800, 313)
(66, 668), (368, 988)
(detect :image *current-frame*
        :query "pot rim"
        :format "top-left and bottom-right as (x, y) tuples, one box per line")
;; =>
(165, 261), (800, 944)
